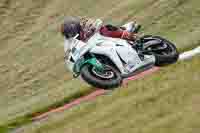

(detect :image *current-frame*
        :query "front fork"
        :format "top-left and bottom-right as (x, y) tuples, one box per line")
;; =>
(73, 56), (104, 78)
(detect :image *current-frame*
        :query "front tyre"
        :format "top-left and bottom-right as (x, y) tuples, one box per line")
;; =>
(80, 64), (122, 89)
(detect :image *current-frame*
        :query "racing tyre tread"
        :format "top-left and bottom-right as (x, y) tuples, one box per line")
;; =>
(80, 64), (122, 89)
(152, 36), (179, 66)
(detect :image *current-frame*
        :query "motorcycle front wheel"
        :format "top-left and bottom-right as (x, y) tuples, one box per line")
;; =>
(80, 63), (122, 89)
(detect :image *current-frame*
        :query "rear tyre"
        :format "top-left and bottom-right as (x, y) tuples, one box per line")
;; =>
(80, 63), (122, 89)
(144, 36), (179, 66)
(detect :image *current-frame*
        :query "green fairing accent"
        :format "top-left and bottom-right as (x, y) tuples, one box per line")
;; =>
(73, 57), (103, 77)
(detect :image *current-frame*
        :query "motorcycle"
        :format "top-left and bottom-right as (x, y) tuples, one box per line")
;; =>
(64, 23), (179, 89)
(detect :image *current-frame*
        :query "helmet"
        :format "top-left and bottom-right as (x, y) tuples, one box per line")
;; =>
(61, 16), (81, 39)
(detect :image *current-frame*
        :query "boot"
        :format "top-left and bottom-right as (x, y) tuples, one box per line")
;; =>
(133, 24), (141, 33)
(131, 22), (141, 33)
(120, 21), (141, 33)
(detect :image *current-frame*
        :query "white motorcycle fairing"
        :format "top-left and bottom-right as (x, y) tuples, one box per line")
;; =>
(64, 32), (156, 78)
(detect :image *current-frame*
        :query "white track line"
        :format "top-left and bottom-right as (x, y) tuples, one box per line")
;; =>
(179, 46), (200, 61)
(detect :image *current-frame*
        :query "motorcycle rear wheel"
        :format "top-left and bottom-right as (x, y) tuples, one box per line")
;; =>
(144, 36), (179, 66)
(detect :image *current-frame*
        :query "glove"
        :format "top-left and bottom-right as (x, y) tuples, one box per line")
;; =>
(121, 31), (138, 41)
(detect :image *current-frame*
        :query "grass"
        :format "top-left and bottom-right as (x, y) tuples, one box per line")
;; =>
(16, 56), (200, 133)
(0, 86), (95, 132)
(0, 0), (199, 132)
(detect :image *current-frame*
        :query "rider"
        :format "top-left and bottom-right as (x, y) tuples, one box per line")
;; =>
(60, 16), (141, 42)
